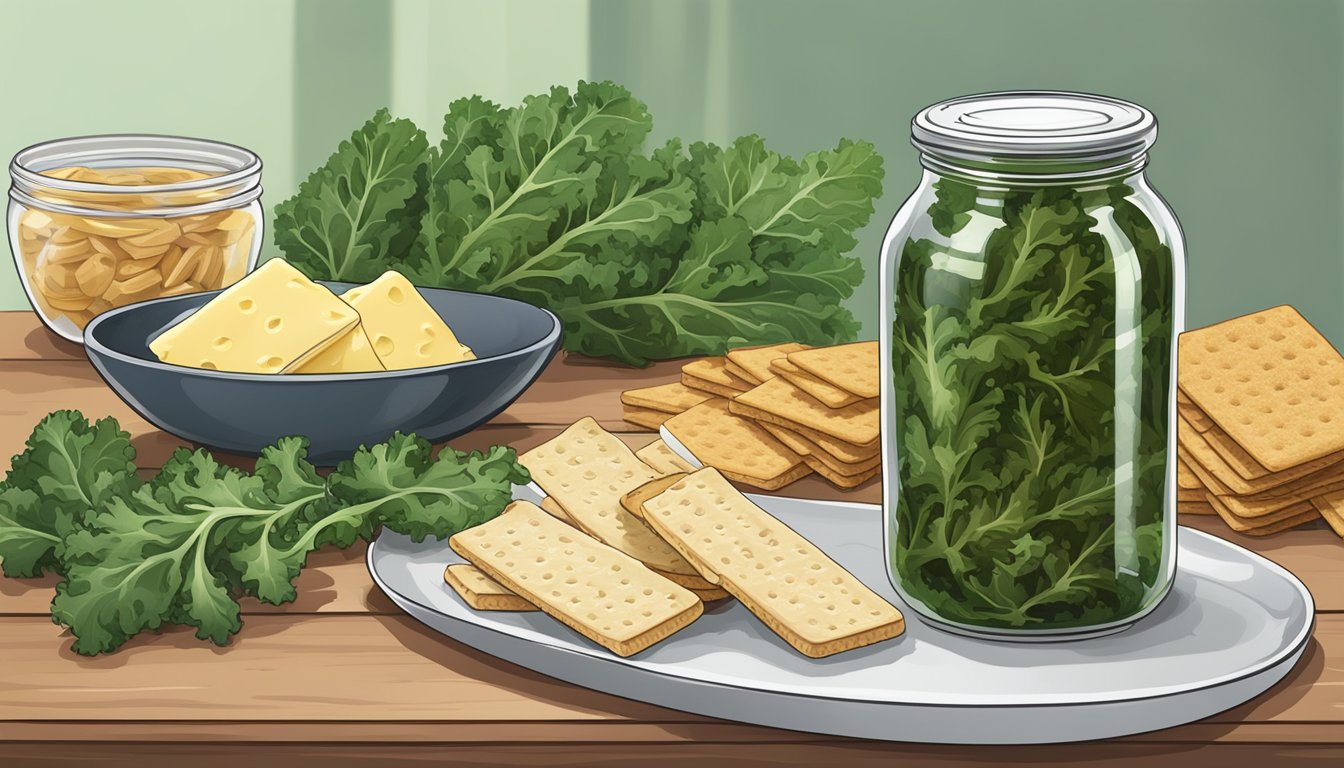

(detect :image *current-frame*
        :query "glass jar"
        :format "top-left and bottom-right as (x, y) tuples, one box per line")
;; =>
(880, 92), (1184, 639)
(7, 135), (263, 341)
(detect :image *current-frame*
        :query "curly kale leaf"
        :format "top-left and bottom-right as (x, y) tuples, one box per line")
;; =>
(0, 411), (138, 577)
(4, 411), (523, 655)
(274, 108), (430, 282)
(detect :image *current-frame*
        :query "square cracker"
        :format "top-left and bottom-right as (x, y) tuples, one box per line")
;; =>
(450, 501), (703, 657)
(443, 564), (538, 612)
(726, 342), (810, 384)
(663, 400), (811, 490)
(621, 382), (713, 414)
(731, 377), (879, 447)
(804, 457), (880, 489)
(681, 358), (754, 395)
(640, 468), (904, 657)
(770, 359), (863, 408)
(760, 422), (880, 476)
(1205, 495), (1319, 536)
(788, 341), (879, 399)
(1179, 305), (1344, 471)
(520, 417), (702, 577)
(1177, 417), (1343, 495)
(1312, 492), (1344, 538)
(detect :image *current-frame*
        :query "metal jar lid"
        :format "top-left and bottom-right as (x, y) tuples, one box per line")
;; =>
(912, 91), (1156, 162)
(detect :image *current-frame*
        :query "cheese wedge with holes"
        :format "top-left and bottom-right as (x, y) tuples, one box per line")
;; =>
(340, 271), (475, 370)
(149, 259), (358, 373)
(289, 323), (385, 374)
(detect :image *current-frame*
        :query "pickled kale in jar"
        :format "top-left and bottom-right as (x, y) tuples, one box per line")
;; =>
(880, 93), (1184, 638)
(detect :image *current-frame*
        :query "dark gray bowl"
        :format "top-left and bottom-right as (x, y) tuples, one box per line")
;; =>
(83, 282), (562, 465)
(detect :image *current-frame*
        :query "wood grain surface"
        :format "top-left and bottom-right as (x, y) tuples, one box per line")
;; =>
(0, 312), (1340, 767)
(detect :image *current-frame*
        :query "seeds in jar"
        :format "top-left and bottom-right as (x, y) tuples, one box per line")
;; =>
(16, 165), (256, 330)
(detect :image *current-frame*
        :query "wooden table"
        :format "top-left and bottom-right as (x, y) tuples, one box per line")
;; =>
(1, 311), (1341, 766)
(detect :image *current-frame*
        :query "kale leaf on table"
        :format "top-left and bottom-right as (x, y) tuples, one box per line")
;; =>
(891, 179), (1172, 629)
(0, 412), (527, 655)
(273, 82), (884, 366)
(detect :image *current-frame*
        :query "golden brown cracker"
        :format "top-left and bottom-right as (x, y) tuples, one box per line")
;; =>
(539, 496), (572, 524)
(662, 399), (809, 490)
(682, 372), (752, 399)
(803, 457), (881, 489)
(623, 405), (672, 430)
(449, 502), (703, 657)
(1177, 417), (1343, 494)
(1178, 499), (1216, 516)
(1176, 458), (1201, 490)
(520, 417), (700, 577)
(724, 360), (761, 386)
(443, 564), (539, 612)
(641, 469), (904, 658)
(731, 378), (879, 448)
(1206, 494), (1318, 534)
(1311, 492), (1344, 538)
(770, 358), (864, 408)
(620, 382), (713, 414)
(682, 358), (754, 394)
(787, 341), (880, 399)
(762, 423), (880, 477)
(621, 473), (689, 519)
(726, 342), (810, 384)
(1179, 305), (1344, 471)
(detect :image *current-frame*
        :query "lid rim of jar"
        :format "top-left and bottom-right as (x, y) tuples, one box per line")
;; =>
(9, 133), (262, 197)
(8, 184), (264, 218)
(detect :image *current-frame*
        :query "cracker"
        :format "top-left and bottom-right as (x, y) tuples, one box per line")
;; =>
(623, 405), (671, 430)
(804, 457), (880, 489)
(621, 474), (689, 520)
(689, 585), (734, 602)
(681, 358), (754, 395)
(770, 359), (863, 408)
(1178, 499), (1216, 516)
(761, 422), (880, 476)
(1175, 446), (1233, 495)
(1178, 417), (1343, 494)
(621, 382), (713, 414)
(1207, 497), (1319, 536)
(1311, 492), (1344, 538)
(787, 341), (879, 399)
(662, 400), (809, 490)
(635, 439), (698, 476)
(1214, 485), (1344, 518)
(539, 496), (572, 523)
(1176, 458), (1200, 490)
(731, 378), (879, 448)
(520, 417), (701, 576)
(443, 564), (539, 612)
(641, 469), (904, 657)
(726, 342), (810, 384)
(682, 372), (752, 399)
(1179, 305), (1344, 471)
(724, 360), (761, 386)
(450, 502), (703, 657)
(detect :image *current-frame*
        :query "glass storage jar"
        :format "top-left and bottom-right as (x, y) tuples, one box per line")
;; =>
(8, 134), (263, 341)
(880, 92), (1184, 639)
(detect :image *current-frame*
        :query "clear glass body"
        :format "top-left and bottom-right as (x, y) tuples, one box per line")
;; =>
(7, 135), (263, 341)
(880, 165), (1185, 639)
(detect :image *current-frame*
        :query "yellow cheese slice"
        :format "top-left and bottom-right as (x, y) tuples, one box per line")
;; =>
(289, 323), (385, 374)
(341, 271), (475, 370)
(149, 259), (358, 373)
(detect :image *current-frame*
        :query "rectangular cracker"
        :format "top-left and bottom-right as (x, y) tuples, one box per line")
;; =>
(449, 502), (703, 657)
(1178, 499), (1216, 516)
(681, 358), (754, 395)
(1205, 495), (1319, 536)
(663, 400), (810, 490)
(682, 372), (751, 399)
(771, 359), (863, 408)
(726, 342), (810, 384)
(635, 439), (698, 476)
(623, 405), (671, 430)
(621, 382), (713, 414)
(787, 341), (879, 399)
(520, 417), (702, 578)
(539, 496), (572, 523)
(1179, 305), (1344, 471)
(731, 377), (879, 448)
(443, 564), (539, 612)
(1177, 458), (1201, 490)
(641, 469), (904, 657)
(621, 474), (689, 520)
(724, 360), (761, 386)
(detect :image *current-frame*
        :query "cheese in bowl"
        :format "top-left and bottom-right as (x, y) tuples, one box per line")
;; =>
(150, 259), (475, 374)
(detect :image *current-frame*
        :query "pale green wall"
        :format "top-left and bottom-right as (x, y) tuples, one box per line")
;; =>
(3, 0), (1343, 345)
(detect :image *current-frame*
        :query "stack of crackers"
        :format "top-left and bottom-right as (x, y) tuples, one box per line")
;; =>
(444, 417), (904, 658)
(1178, 305), (1344, 538)
(620, 342), (880, 491)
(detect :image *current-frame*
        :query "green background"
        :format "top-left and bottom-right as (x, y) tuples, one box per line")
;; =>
(2, 0), (1337, 341)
